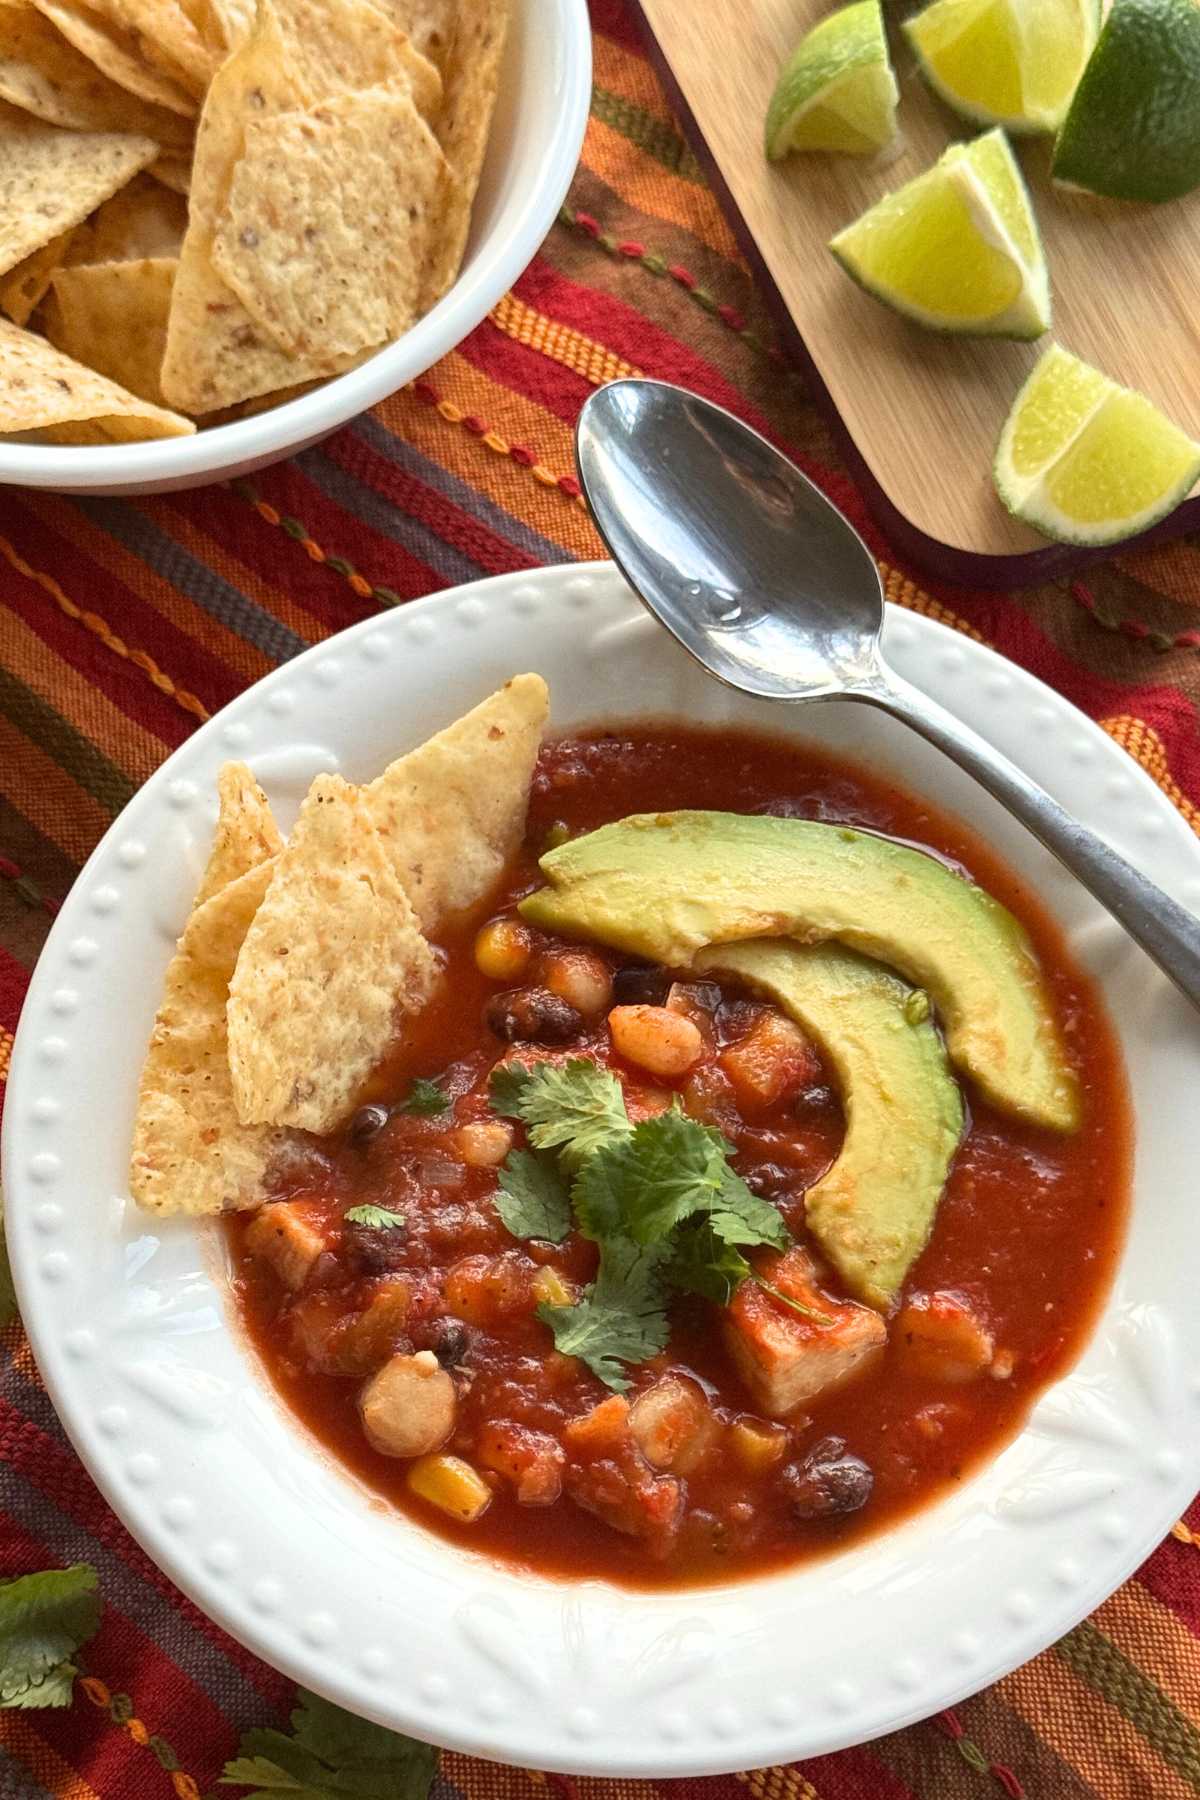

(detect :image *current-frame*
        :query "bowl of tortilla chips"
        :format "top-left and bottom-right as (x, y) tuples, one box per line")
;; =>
(0, 0), (590, 493)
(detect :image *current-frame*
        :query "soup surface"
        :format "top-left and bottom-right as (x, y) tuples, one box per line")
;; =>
(227, 724), (1130, 1588)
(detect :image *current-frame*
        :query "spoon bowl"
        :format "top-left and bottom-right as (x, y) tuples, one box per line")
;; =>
(575, 377), (1200, 1013)
(575, 379), (884, 701)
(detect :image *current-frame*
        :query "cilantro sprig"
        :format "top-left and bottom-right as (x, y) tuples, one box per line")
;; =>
(0, 1564), (101, 1709)
(397, 1078), (449, 1117)
(488, 1059), (824, 1391)
(344, 1204), (406, 1230)
(220, 1688), (438, 1800)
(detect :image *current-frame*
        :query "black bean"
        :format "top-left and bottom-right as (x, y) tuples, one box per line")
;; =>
(611, 965), (671, 1006)
(781, 1435), (874, 1521)
(433, 1318), (471, 1368)
(348, 1102), (390, 1146)
(345, 1222), (409, 1277)
(743, 1162), (794, 1200)
(715, 998), (763, 1045)
(484, 986), (583, 1044)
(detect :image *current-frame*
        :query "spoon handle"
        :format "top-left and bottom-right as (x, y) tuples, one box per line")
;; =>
(868, 669), (1200, 1011)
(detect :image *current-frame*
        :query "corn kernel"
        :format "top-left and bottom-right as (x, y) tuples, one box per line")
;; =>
(531, 1266), (573, 1307)
(407, 1453), (492, 1522)
(729, 1417), (789, 1473)
(474, 917), (532, 982)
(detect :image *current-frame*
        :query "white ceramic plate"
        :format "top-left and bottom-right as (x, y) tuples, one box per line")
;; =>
(0, 0), (591, 495)
(6, 562), (1200, 1775)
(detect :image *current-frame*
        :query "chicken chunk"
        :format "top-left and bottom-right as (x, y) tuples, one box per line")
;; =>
(629, 1376), (720, 1474)
(358, 1350), (456, 1458)
(724, 1248), (886, 1418)
(245, 1200), (326, 1291)
(895, 1291), (994, 1383)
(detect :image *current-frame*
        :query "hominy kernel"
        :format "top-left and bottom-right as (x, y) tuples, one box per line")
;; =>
(542, 950), (613, 1017)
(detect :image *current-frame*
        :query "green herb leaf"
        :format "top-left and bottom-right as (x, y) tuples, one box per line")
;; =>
(397, 1078), (449, 1117)
(221, 1691), (439, 1800)
(344, 1205), (406, 1230)
(220, 1753), (307, 1792)
(574, 1108), (725, 1245)
(490, 1058), (631, 1169)
(494, 1150), (571, 1243)
(0, 1563), (100, 1710)
(667, 1220), (754, 1306)
(0, 1189), (16, 1330)
(538, 1238), (671, 1391)
(707, 1164), (791, 1251)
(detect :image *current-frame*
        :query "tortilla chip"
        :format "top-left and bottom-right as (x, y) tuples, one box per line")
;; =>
(160, 0), (381, 412)
(271, 0), (441, 118)
(46, 256), (176, 405)
(420, 0), (509, 307)
(0, 106), (157, 278)
(130, 859), (283, 1215)
(212, 87), (445, 362)
(0, 313), (193, 439)
(148, 150), (189, 191)
(365, 673), (548, 934)
(190, 0), (248, 54)
(31, 0), (196, 115)
(380, 0), (454, 72)
(82, 0), (213, 95)
(194, 761), (282, 907)
(66, 171), (186, 264)
(0, 0), (191, 142)
(0, 225), (71, 323)
(227, 773), (438, 1133)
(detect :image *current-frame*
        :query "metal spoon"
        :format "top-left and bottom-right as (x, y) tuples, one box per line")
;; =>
(575, 377), (1200, 1011)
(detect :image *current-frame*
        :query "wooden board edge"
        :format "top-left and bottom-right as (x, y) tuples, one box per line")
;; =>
(627, 0), (1200, 591)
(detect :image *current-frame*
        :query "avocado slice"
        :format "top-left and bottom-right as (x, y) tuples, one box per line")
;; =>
(695, 938), (964, 1311)
(520, 810), (1079, 1132)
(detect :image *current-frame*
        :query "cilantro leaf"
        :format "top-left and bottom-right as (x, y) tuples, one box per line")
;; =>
(344, 1205), (405, 1230)
(538, 1238), (670, 1391)
(489, 1059), (631, 1169)
(487, 1060), (535, 1118)
(494, 1150), (571, 1243)
(0, 1189), (16, 1330)
(707, 1164), (790, 1250)
(222, 1690), (438, 1800)
(667, 1220), (753, 1305)
(397, 1079), (449, 1117)
(0, 1563), (100, 1710)
(573, 1108), (725, 1245)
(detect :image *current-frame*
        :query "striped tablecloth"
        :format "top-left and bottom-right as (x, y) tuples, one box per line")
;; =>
(3, 1), (1200, 1793)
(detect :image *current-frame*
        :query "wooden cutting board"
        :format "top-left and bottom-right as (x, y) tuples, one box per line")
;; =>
(632, 0), (1200, 584)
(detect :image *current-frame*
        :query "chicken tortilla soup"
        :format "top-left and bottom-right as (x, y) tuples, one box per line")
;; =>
(129, 677), (1130, 1588)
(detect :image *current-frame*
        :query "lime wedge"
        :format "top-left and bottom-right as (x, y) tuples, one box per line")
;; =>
(829, 128), (1050, 337)
(1052, 0), (1200, 202)
(905, 0), (1099, 135)
(765, 1), (898, 159)
(995, 344), (1200, 544)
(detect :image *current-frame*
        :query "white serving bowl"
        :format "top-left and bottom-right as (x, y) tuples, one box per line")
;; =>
(7, 563), (1200, 1775)
(0, 0), (591, 496)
